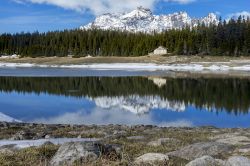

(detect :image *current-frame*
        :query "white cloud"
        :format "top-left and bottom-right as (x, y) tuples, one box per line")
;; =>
(31, 107), (193, 127)
(166, 0), (196, 4)
(14, 0), (197, 15)
(227, 11), (250, 20)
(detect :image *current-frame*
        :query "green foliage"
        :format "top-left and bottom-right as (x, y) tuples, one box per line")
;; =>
(0, 17), (249, 57)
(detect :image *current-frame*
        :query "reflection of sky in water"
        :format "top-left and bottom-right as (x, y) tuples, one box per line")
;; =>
(0, 92), (250, 128)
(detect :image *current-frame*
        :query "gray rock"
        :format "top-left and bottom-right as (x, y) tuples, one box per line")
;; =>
(135, 153), (169, 164)
(167, 142), (234, 160)
(147, 138), (180, 147)
(50, 142), (123, 166)
(50, 142), (100, 166)
(113, 130), (127, 136)
(226, 156), (250, 166)
(186, 156), (226, 166)
(45, 135), (52, 139)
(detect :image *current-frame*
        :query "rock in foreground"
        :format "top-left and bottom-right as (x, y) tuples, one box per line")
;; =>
(50, 142), (100, 166)
(167, 142), (234, 160)
(50, 141), (123, 166)
(135, 153), (169, 165)
(186, 156), (225, 166)
(226, 156), (250, 166)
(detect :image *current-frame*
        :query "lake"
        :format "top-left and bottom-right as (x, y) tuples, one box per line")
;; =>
(0, 69), (250, 128)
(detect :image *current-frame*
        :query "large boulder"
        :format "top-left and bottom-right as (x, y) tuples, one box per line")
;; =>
(135, 153), (169, 165)
(167, 142), (234, 160)
(50, 142), (100, 166)
(226, 156), (250, 166)
(50, 141), (122, 166)
(186, 156), (226, 166)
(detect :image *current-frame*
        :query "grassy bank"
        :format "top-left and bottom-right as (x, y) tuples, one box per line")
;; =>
(1, 122), (250, 165)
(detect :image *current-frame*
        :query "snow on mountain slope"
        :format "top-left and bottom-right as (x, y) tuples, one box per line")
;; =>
(80, 7), (219, 33)
(88, 95), (186, 114)
(0, 112), (21, 123)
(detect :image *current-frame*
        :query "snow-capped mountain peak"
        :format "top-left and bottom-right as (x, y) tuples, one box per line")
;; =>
(121, 6), (152, 19)
(88, 95), (186, 115)
(80, 7), (218, 33)
(201, 13), (219, 26)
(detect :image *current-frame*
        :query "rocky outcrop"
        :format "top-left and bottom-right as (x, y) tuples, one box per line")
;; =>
(50, 142), (99, 166)
(167, 142), (234, 160)
(81, 7), (219, 33)
(186, 155), (250, 166)
(50, 142), (122, 166)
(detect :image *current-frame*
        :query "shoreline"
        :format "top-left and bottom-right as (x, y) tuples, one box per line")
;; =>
(1, 55), (250, 65)
(1, 56), (250, 75)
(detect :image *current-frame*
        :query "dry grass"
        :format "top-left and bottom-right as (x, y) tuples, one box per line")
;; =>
(0, 144), (59, 166)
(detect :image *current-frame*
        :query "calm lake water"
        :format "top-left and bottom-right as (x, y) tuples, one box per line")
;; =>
(0, 73), (250, 128)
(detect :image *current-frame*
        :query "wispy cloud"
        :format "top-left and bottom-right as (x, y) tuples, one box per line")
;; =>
(13, 0), (197, 15)
(166, 0), (196, 4)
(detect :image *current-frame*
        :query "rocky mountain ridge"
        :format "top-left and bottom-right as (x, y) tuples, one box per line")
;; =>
(80, 7), (219, 33)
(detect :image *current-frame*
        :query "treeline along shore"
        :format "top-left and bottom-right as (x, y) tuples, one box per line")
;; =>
(0, 17), (249, 57)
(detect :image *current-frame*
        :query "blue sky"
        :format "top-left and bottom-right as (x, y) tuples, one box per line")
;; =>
(0, 0), (249, 33)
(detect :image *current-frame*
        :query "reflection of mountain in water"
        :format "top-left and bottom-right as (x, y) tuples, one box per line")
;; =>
(0, 77), (250, 114)
(89, 95), (185, 114)
(0, 112), (21, 123)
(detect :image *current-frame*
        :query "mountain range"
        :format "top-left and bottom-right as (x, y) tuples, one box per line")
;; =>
(88, 95), (186, 115)
(80, 6), (219, 33)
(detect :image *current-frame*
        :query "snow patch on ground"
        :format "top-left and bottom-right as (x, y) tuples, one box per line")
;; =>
(0, 138), (98, 149)
(1, 62), (250, 72)
(0, 54), (20, 59)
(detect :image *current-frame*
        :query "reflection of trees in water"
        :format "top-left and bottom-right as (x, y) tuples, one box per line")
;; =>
(0, 77), (249, 114)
